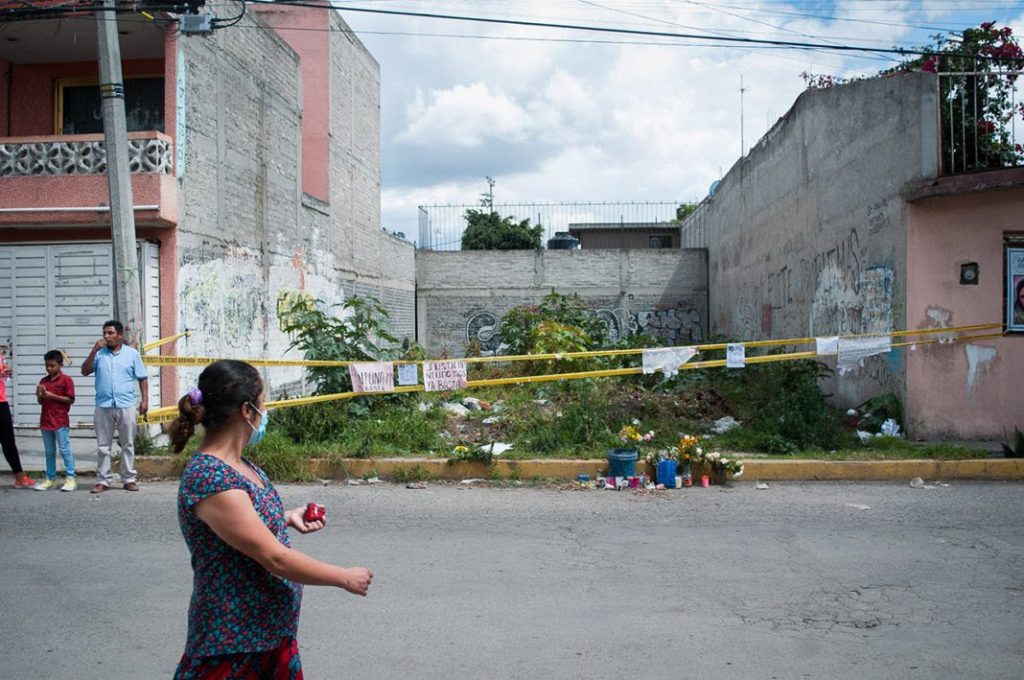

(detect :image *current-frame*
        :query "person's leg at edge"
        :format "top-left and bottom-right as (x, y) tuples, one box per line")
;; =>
(94, 406), (115, 488)
(56, 426), (75, 479)
(41, 429), (56, 480)
(0, 401), (30, 485)
(118, 406), (137, 486)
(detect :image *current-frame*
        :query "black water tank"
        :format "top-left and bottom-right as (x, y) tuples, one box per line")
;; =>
(547, 231), (580, 250)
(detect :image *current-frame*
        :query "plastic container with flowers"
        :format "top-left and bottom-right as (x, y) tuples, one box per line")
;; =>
(613, 420), (654, 478)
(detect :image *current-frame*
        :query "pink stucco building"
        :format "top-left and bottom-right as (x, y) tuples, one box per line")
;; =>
(0, 1), (415, 432)
(904, 169), (1024, 438)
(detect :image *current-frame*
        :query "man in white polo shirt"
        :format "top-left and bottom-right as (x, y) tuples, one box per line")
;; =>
(82, 320), (149, 493)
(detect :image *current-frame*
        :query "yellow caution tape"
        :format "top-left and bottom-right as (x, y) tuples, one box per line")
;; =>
(137, 324), (1006, 424)
(143, 322), (1003, 368)
(142, 331), (191, 353)
(143, 356), (352, 367)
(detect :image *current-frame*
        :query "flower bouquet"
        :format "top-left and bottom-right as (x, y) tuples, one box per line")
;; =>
(695, 449), (744, 481)
(619, 421), (654, 448)
(673, 434), (701, 487)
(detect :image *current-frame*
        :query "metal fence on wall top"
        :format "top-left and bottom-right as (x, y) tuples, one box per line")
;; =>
(938, 67), (1023, 176)
(416, 201), (682, 251)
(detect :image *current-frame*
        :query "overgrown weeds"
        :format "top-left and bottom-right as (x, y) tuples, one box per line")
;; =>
(270, 398), (447, 458)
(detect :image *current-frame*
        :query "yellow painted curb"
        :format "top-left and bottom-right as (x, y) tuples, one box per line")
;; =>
(134, 456), (1024, 481)
(740, 458), (1024, 481)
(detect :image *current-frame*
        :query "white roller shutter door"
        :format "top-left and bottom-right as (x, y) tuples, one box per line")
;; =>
(0, 241), (160, 427)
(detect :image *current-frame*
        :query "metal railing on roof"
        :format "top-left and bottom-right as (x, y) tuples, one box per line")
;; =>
(938, 67), (1023, 175)
(416, 201), (682, 251)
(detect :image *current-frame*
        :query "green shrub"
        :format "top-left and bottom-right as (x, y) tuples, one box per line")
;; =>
(499, 292), (609, 357)
(246, 430), (316, 481)
(271, 398), (447, 458)
(277, 292), (398, 395)
(694, 353), (853, 453)
(271, 401), (352, 444)
(461, 209), (543, 250)
(492, 380), (615, 457)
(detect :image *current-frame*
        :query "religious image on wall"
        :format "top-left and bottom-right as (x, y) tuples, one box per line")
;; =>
(1008, 246), (1024, 333)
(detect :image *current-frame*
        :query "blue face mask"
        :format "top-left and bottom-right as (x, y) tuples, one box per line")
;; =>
(246, 403), (268, 448)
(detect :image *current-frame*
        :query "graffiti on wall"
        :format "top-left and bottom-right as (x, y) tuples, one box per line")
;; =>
(809, 262), (894, 337)
(465, 310), (507, 356)
(805, 227), (894, 337)
(464, 304), (703, 356)
(179, 259), (263, 351)
(635, 305), (704, 344)
(735, 228), (873, 338)
(593, 308), (636, 342)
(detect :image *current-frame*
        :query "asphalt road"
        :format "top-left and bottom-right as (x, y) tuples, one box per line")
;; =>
(2, 478), (1022, 680)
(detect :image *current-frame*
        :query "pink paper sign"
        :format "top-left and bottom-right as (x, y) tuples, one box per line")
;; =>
(422, 360), (468, 392)
(348, 362), (395, 393)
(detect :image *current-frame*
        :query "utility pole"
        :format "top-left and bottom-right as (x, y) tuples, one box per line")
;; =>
(95, 0), (144, 346)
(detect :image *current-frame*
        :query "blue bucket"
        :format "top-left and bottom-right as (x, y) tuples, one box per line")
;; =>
(657, 459), (677, 488)
(607, 448), (638, 477)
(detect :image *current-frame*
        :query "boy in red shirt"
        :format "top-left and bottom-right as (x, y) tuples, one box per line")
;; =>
(34, 350), (77, 492)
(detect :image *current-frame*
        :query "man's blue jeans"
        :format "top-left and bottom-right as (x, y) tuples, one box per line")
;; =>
(41, 427), (75, 479)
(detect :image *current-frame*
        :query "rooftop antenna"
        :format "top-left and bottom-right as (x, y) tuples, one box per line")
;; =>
(481, 176), (496, 209)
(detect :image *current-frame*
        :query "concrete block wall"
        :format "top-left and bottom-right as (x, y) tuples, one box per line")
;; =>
(322, 12), (415, 345)
(174, 2), (414, 398)
(416, 249), (708, 357)
(176, 2), (306, 394)
(680, 71), (939, 406)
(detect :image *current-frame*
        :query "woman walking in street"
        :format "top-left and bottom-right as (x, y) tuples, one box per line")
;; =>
(169, 359), (372, 679)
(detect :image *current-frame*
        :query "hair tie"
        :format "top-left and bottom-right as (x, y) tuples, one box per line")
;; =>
(186, 388), (203, 405)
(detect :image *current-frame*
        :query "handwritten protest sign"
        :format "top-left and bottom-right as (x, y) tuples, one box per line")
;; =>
(348, 362), (395, 393)
(423, 360), (468, 392)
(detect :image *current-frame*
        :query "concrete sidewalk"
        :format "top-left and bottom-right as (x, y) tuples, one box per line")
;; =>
(10, 426), (98, 473)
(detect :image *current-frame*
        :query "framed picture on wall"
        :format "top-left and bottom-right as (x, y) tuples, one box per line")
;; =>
(1008, 245), (1024, 333)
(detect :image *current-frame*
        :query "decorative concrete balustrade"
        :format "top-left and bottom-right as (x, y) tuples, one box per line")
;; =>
(0, 133), (173, 177)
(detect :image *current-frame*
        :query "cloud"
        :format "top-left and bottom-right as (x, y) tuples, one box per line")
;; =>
(396, 82), (531, 147)
(343, 2), (1022, 235)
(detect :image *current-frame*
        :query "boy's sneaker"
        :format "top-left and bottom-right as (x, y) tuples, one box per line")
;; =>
(33, 478), (57, 491)
(60, 478), (77, 492)
(13, 476), (36, 489)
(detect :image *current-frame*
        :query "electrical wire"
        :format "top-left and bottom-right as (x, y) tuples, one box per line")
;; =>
(236, 0), (979, 58)
(212, 0), (245, 27)
(4, 0), (1021, 65)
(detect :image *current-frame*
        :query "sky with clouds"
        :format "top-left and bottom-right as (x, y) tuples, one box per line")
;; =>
(334, 1), (1024, 239)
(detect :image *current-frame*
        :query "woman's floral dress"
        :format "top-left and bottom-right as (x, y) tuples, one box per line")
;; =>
(174, 453), (304, 679)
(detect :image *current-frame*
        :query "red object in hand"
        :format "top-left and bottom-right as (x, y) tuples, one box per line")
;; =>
(303, 503), (326, 523)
